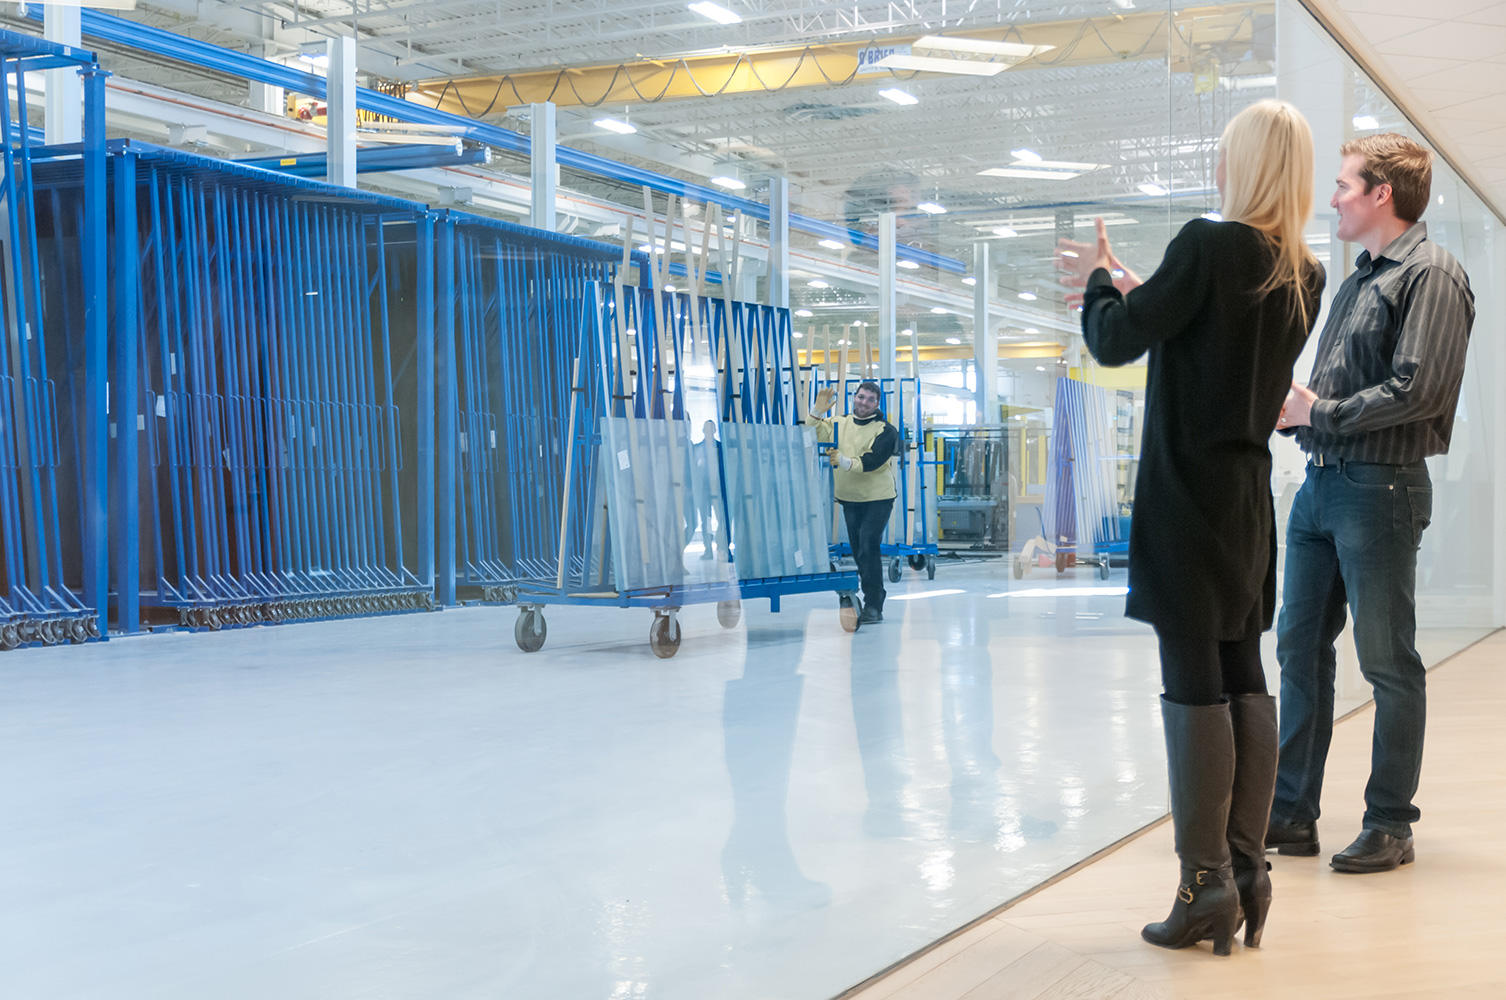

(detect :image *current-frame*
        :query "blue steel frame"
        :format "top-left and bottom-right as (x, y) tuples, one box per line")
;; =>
(38, 9), (967, 274)
(0, 31), (107, 648)
(29, 140), (437, 632)
(235, 142), (490, 178)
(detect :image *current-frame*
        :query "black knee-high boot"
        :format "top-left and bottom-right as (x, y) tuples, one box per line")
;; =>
(1227, 694), (1277, 947)
(1142, 697), (1239, 956)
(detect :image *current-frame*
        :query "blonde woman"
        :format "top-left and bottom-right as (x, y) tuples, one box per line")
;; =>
(1059, 99), (1325, 954)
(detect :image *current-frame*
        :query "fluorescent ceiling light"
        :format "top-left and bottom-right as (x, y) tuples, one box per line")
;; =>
(710, 175), (746, 190)
(1202, 212), (1224, 222)
(931, 307), (949, 314)
(914, 35), (1053, 60)
(1011, 148), (1042, 163)
(1138, 183), (1168, 196)
(1036, 365), (1047, 371)
(878, 88), (919, 106)
(946, 337), (962, 344)
(593, 118), (636, 135)
(794, 308), (814, 317)
(1017, 291), (1038, 301)
(792, 331), (804, 339)
(1024, 327), (1039, 334)
(818, 238), (844, 250)
(663, 284), (676, 292)
(916, 201), (946, 214)
(901, 328), (915, 335)
(688, 1), (741, 25)
(980, 167), (1079, 180)
(897, 260), (920, 269)
(808, 279), (830, 289)
(872, 54), (1008, 76)
(993, 227), (1018, 238)
(962, 276), (977, 285)
(1352, 114), (1379, 130)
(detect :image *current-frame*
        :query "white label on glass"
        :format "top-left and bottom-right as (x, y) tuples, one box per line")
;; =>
(794, 550), (804, 568)
(617, 449), (631, 470)
(155, 397), (166, 417)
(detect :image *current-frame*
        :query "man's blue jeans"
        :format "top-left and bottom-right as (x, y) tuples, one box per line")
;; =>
(1273, 459), (1433, 838)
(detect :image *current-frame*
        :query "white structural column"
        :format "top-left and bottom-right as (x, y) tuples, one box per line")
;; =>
(973, 242), (995, 421)
(531, 102), (557, 231)
(251, 28), (285, 117)
(326, 36), (357, 188)
(878, 212), (897, 379)
(44, 5), (82, 145)
(1492, 221), (1506, 628)
(768, 175), (790, 309)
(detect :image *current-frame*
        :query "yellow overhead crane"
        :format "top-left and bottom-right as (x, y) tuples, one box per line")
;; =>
(405, 4), (1269, 115)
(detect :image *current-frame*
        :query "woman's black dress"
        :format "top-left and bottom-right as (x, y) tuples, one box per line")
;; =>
(1081, 218), (1325, 640)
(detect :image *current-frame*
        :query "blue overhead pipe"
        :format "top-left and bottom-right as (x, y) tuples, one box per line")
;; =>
(40, 9), (968, 274)
(235, 141), (491, 177)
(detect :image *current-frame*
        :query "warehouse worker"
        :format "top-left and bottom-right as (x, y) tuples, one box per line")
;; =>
(809, 381), (899, 625)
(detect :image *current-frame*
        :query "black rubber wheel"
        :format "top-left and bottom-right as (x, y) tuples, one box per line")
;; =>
(926, 556), (936, 581)
(515, 610), (547, 652)
(38, 620), (60, 645)
(1, 623), (19, 650)
(839, 594), (860, 633)
(1012, 557), (1024, 580)
(68, 618), (89, 644)
(650, 616), (682, 658)
(1098, 559), (1110, 580)
(1055, 550), (1068, 574)
(716, 600), (741, 629)
(908, 554), (926, 571)
(16, 620), (38, 644)
(888, 558), (902, 583)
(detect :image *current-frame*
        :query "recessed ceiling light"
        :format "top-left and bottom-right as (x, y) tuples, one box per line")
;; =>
(688, 1), (741, 25)
(1352, 114), (1379, 130)
(593, 118), (636, 135)
(792, 331), (804, 339)
(664, 283), (676, 292)
(878, 88), (919, 106)
(1036, 365), (1047, 371)
(872, 54), (1009, 76)
(818, 238), (844, 250)
(808, 280), (830, 289)
(945, 337), (962, 345)
(931, 307), (948, 314)
(711, 175), (746, 190)
(992, 227), (1019, 238)
(794, 308), (814, 317)
(1202, 212), (1223, 222)
(1024, 327), (1039, 334)
(897, 260), (920, 269)
(1011, 148), (1042, 163)
(1060, 250), (1078, 258)
(1018, 291), (1038, 301)
(981, 167), (1083, 180)
(961, 276), (977, 285)
(901, 328), (915, 335)
(916, 201), (946, 215)
(1138, 183), (1168, 197)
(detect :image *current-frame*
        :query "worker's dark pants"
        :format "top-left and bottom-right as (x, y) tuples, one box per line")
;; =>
(841, 497), (894, 611)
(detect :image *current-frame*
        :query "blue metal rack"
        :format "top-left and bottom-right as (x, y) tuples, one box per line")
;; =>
(31, 141), (436, 632)
(0, 32), (108, 649)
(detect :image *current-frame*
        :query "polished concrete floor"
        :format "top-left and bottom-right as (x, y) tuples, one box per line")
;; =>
(0, 560), (1488, 1000)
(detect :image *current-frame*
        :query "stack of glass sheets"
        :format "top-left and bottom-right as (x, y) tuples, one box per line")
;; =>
(719, 423), (830, 581)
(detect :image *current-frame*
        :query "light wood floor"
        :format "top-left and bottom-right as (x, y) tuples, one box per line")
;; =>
(843, 629), (1506, 1000)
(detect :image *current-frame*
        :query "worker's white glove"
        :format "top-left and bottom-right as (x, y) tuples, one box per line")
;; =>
(835, 453), (854, 471)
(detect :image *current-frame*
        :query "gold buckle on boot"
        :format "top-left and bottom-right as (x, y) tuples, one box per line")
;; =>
(1178, 885), (1194, 903)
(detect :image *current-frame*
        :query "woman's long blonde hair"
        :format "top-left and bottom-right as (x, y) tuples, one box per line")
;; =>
(1218, 99), (1320, 328)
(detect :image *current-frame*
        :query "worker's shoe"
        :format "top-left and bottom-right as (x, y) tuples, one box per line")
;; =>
(857, 605), (883, 625)
(1330, 829), (1414, 873)
(1264, 818), (1320, 856)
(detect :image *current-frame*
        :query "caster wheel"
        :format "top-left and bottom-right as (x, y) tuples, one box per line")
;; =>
(908, 554), (926, 571)
(514, 610), (546, 653)
(716, 600), (741, 629)
(839, 594), (860, 633)
(649, 616), (681, 659)
(1098, 559), (1110, 580)
(888, 558), (901, 583)
(17, 620), (39, 644)
(422, 592), (435, 610)
(38, 620), (60, 645)
(205, 609), (222, 631)
(1055, 551), (1067, 574)
(926, 556), (936, 581)
(1, 623), (19, 649)
(68, 618), (89, 644)
(1012, 557), (1024, 580)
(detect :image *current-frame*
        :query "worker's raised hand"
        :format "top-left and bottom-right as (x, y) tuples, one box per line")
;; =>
(812, 386), (837, 416)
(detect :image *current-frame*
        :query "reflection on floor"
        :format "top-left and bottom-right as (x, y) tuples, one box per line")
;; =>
(0, 560), (1488, 1000)
(846, 628), (1502, 1000)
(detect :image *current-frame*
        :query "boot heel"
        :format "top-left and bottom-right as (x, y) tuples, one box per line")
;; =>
(1242, 893), (1269, 947)
(1210, 913), (1236, 957)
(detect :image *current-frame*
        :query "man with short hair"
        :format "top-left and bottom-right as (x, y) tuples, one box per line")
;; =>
(1271, 133), (1474, 873)
(809, 381), (899, 625)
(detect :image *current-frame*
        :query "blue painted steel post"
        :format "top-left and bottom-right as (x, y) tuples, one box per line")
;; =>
(80, 65), (109, 628)
(110, 140), (140, 632)
(435, 214), (457, 606)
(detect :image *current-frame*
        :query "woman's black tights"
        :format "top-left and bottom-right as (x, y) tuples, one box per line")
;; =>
(1155, 629), (1267, 706)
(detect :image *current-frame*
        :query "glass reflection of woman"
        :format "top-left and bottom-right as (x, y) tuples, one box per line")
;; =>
(1058, 100), (1325, 956)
